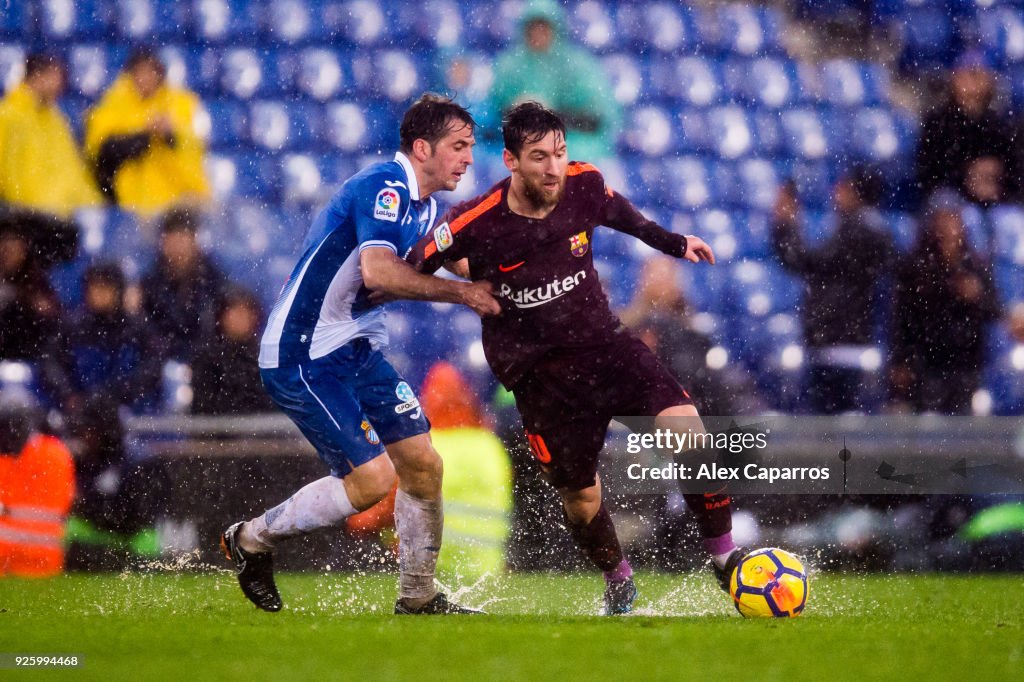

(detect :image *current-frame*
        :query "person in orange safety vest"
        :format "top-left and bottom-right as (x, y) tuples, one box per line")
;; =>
(0, 392), (75, 577)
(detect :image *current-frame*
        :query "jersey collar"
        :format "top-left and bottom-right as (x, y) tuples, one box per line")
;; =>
(393, 152), (421, 201)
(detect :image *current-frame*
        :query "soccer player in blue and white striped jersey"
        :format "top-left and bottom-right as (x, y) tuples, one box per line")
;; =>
(221, 94), (500, 615)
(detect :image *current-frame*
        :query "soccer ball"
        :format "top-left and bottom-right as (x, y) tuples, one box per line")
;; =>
(728, 548), (808, 618)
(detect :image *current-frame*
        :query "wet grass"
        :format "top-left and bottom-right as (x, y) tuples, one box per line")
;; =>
(0, 571), (1019, 680)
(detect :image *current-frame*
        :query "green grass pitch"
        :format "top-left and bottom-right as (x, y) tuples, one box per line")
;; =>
(0, 570), (1020, 680)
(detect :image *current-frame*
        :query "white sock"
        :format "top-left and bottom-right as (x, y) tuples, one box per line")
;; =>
(713, 548), (739, 570)
(240, 476), (357, 553)
(394, 489), (443, 605)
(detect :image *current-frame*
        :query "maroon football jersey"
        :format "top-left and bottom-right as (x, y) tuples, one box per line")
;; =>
(408, 162), (688, 388)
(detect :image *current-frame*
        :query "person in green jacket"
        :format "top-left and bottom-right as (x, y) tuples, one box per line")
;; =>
(487, 0), (622, 163)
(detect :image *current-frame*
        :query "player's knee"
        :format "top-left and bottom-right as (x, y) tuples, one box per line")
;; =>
(561, 484), (602, 525)
(347, 455), (397, 509)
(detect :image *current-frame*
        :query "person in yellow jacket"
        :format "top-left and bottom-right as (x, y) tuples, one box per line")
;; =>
(85, 47), (210, 216)
(0, 53), (102, 218)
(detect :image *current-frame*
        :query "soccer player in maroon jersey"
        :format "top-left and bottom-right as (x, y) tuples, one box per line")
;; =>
(408, 102), (742, 614)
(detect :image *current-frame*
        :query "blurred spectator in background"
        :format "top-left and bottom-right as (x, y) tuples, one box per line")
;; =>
(771, 170), (897, 413)
(140, 208), (226, 362)
(916, 50), (1018, 203)
(42, 262), (160, 417)
(64, 395), (166, 569)
(890, 191), (1001, 414)
(487, 0), (621, 162)
(0, 53), (101, 218)
(0, 390), (75, 578)
(0, 220), (61, 362)
(85, 47), (210, 216)
(621, 255), (767, 415)
(191, 287), (274, 415)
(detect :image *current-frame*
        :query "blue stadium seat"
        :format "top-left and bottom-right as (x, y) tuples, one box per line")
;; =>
(994, 263), (1024, 305)
(601, 54), (644, 107)
(352, 50), (421, 103)
(739, 57), (800, 109)
(213, 47), (284, 99)
(462, 0), (521, 52)
(893, 8), (957, 71)
(662, 156), (715, 210)
(280, 152), (325, 204)
(394, 0), (464, 49)
(732, 158), (781, 211)
(820, 59), (891, 107)
(258, 0), (321, 45)
(206, 99), (247, 149)
(31, 0), (106, 41)
(984, 324), (1024, 415)
(67, 44), (123, 99)
(990, 204), (1024, 265)
(322, 0), (389, 47)
(187, 0), (257, 44)
(616, 2), (693, 54)
(650, 55), (722, 106)
(709, 4), (783, 56)
(157, 46), (202, 91)
(622, 105), (677, 157)
(780, 108), (834, 160)
(323, 100), (377, 153)
(844, 107), (914, 166)
(110, 0), (181, 42)
(785, 158), (835, 209)
(206, 151), (268, 200)
(0, 45), (25, 93)
(0, 2), (25, 37)
(749, 110), (784, 157)
(980, 6), (1024, 66)
(247, 100), (317, 151)
(570, 0), (618, 53)
(703, 105), (756, 158)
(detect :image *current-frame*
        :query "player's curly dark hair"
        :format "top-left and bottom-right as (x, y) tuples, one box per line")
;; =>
(502, 101), (566, 157)
(399, 93), (476, 154)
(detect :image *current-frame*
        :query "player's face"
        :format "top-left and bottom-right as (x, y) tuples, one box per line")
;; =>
(507, 131), (568, 209)
(421, 120), (476, 195)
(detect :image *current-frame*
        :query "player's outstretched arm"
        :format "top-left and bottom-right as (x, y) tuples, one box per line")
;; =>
(361, 247), (501, 316)
(683, 235), (715, 264)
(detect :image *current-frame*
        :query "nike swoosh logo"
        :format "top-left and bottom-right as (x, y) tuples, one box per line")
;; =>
(499, 261), (526, 272)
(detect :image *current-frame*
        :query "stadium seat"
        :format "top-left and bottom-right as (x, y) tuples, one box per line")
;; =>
(785, 158), (835, 208)
(257, 0), (320, 45)
(67, 44), (122, 99)
(980, 6), (1024, 66)
(205, 99), (248, 150)
(187, 0), (257, 44)
(990, 204), (1024, 265)
(616, 2), (693, 54)
(214, 47), (285, 100)
(819, 59), (891, 107)
(247, 100), (319, 151)
(739, 57), (800, 109)
(570, 0), (618, 53)
(650, 55), (722, 106)
(601, 54), (644, 107)
(844, 107), (913, 166)
(322, 0), (388, 47)
(109, 0), (181, 42)
(462, 0), (521, 52)
(892, 8), (957, 72)
(352, 50), (421, 103)
(30, 0), (106, 41)
(749, 110), (784, 157)
(994, 263), (1024, 305)
(622, 105), (676, 157)
(658, 157), (715, 209)
(0, 2), (24, 38)
(703, 105), (756, 159)
(732, 158), (781, 211)
(0, 45), (25, 92)
(393, 0), (464, 49)
(707, 4), (782, 56)
(324, 100), (378, 153)
(280, 153), (324, 205)
(780, 108), (833, 160)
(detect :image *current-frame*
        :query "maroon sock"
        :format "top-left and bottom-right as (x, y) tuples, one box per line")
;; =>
(567, 504), (624, 572)
(683, 492), (733, 541)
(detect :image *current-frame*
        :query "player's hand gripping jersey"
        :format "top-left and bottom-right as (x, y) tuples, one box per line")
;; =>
(409, 162), (688, 388)
(260, 153), (439, 369)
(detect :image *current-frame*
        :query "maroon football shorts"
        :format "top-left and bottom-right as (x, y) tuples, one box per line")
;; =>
(513, 331), (693, 491)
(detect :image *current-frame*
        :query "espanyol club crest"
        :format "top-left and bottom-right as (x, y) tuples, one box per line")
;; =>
(374, 188), (400, 222)
(569, 231), (589, 257)
(360, 420), (380, 445)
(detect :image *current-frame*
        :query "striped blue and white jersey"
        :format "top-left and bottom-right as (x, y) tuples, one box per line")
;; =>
(259, 152), (438, 369)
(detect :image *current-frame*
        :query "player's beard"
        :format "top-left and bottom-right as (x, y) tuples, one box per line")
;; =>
(521, 174), (565, 211)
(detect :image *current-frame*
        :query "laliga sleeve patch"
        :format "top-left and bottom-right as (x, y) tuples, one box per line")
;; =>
(433, 222), (454, 252)
(374, 188), (401, 222)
